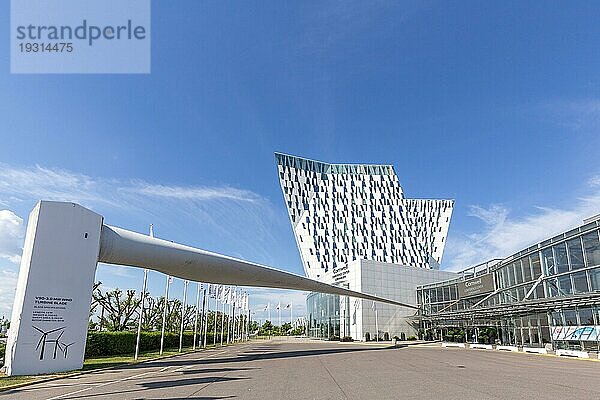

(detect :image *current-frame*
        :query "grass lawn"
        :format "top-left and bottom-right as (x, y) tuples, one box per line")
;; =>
(0, 344), (222, 390)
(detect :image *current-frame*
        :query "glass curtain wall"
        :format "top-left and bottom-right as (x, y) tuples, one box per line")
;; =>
(306, 292), (340, 339)
(418, 224), (600, 349)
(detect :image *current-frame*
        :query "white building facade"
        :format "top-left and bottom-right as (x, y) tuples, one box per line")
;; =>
(342, 260), (457, 340)
(276, 153), (455, 340)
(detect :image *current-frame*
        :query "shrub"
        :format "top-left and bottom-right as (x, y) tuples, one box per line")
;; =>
(328, 335), (340, 341)
(85, 331), (214, 357)
(364, 332), (371, 342)
(341, 336), (354, 342)
(407, 335), (417, 341)
(383, 332), (390, 341)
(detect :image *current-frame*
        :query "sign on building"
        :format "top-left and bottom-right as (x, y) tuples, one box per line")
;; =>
(457, 273), (495, 298)
(552, 326), (600, 341)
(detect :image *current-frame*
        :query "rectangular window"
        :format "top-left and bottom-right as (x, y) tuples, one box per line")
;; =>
(567, 238), (585, 270)
(531, 253), (542, 279)
(572, 271), (589, 294)
(554, 243), (569, 274)
(558, 275), (572, 295)
(563, 309), (577, 326)
(550, 310), (563, 325)
(542, 248), (555, 275)
(588, 267), (600, 291)
(507, 264), (515, 286)
(578, 308), (595, 325)
(514, 262), (524, 284)
(583, 231), (600, 267)
(535, 283), (545, 299)
(522, 257), (532, 281)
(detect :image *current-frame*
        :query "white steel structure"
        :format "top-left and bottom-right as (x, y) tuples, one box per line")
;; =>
(275, 153), (454, 284)
(5, 201), (414, 376)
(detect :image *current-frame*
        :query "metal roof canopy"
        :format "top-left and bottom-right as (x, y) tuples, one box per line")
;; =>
(420, 292), (600, 321)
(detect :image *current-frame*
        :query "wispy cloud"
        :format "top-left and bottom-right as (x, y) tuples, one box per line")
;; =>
(444, 178), (600, 271)
(0, 210), (24, 264)
(541, 98), (600, 132)
(128, 183), (261, 202)
(0, 163), (263, 208)
(0, 269), (18, 318)
(0, 163), (288, 318)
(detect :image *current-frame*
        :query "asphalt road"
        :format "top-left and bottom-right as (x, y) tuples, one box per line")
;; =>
(2, 338), (599, 400)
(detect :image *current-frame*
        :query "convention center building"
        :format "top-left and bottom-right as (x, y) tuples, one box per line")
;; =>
(275, 153), (600, 349)
(417, 215), (600, 351)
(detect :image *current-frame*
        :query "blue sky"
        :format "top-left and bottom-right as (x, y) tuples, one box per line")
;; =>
(1, 1), (600, 320)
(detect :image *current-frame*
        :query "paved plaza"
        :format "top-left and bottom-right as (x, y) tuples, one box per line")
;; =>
(1, 338), (599, 400)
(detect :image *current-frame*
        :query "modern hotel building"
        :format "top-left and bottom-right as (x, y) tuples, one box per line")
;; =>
(275, 153), (455, 340)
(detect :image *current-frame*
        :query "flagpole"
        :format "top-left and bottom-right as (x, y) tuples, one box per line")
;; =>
(227, 302), (232, 344)
(230, 302), (235, 343)
(135, 224), (153, 360)
(232, 291), (237, 342)
(179, 280), (188, 352)
(220, 290), (225, 346)
(160, 274), (171, 355)
(199, 284), (206, 348)
(213, 293), (217, 348)
(247, 306), (250, 341)
(375, 300), (379, 342)
(247, 309), (250, 341)
(202, 285), (209, 348)
(193, 282), (200, 350)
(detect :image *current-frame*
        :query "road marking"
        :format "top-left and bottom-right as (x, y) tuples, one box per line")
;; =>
(44, 368), (160, 400)
(43, 345), (251, 400)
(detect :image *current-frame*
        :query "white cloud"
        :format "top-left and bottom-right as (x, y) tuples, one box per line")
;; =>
(0, 163), (288, 319)
(0, 163), (263, 208)
(0, 210), (24, 264)
(0, 164), (112, 207)
(0, 269), (18, 319)
(444, 185), (600, 271)
(129, 183), (261, 202)
(541, 99), (600, 132)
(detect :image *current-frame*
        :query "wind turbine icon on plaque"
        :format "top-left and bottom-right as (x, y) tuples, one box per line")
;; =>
(32, 326), (75, 360)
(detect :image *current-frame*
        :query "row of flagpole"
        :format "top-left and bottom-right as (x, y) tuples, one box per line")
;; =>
(134, 225), (252, 360)
(262, 300), (294, 328)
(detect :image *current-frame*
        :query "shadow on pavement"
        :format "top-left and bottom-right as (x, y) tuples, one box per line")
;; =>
(143, 345), (396, 368)
(158, 397), (235, 400)
(181, 367), (255, 374)
(141, 376), (248, 389)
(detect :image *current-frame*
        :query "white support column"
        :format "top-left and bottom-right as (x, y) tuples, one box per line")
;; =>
(5, 202), (103, 376)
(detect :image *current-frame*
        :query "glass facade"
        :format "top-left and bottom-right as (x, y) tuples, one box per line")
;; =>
(306, 292), (340, 339)
(417, 220), (600, 350)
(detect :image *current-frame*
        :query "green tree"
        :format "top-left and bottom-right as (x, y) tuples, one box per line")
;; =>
(249, 320), (259, 333)
(260, 320), (274, 335)
(281, 322), (292, 335)
(92, 286), (141, 331)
